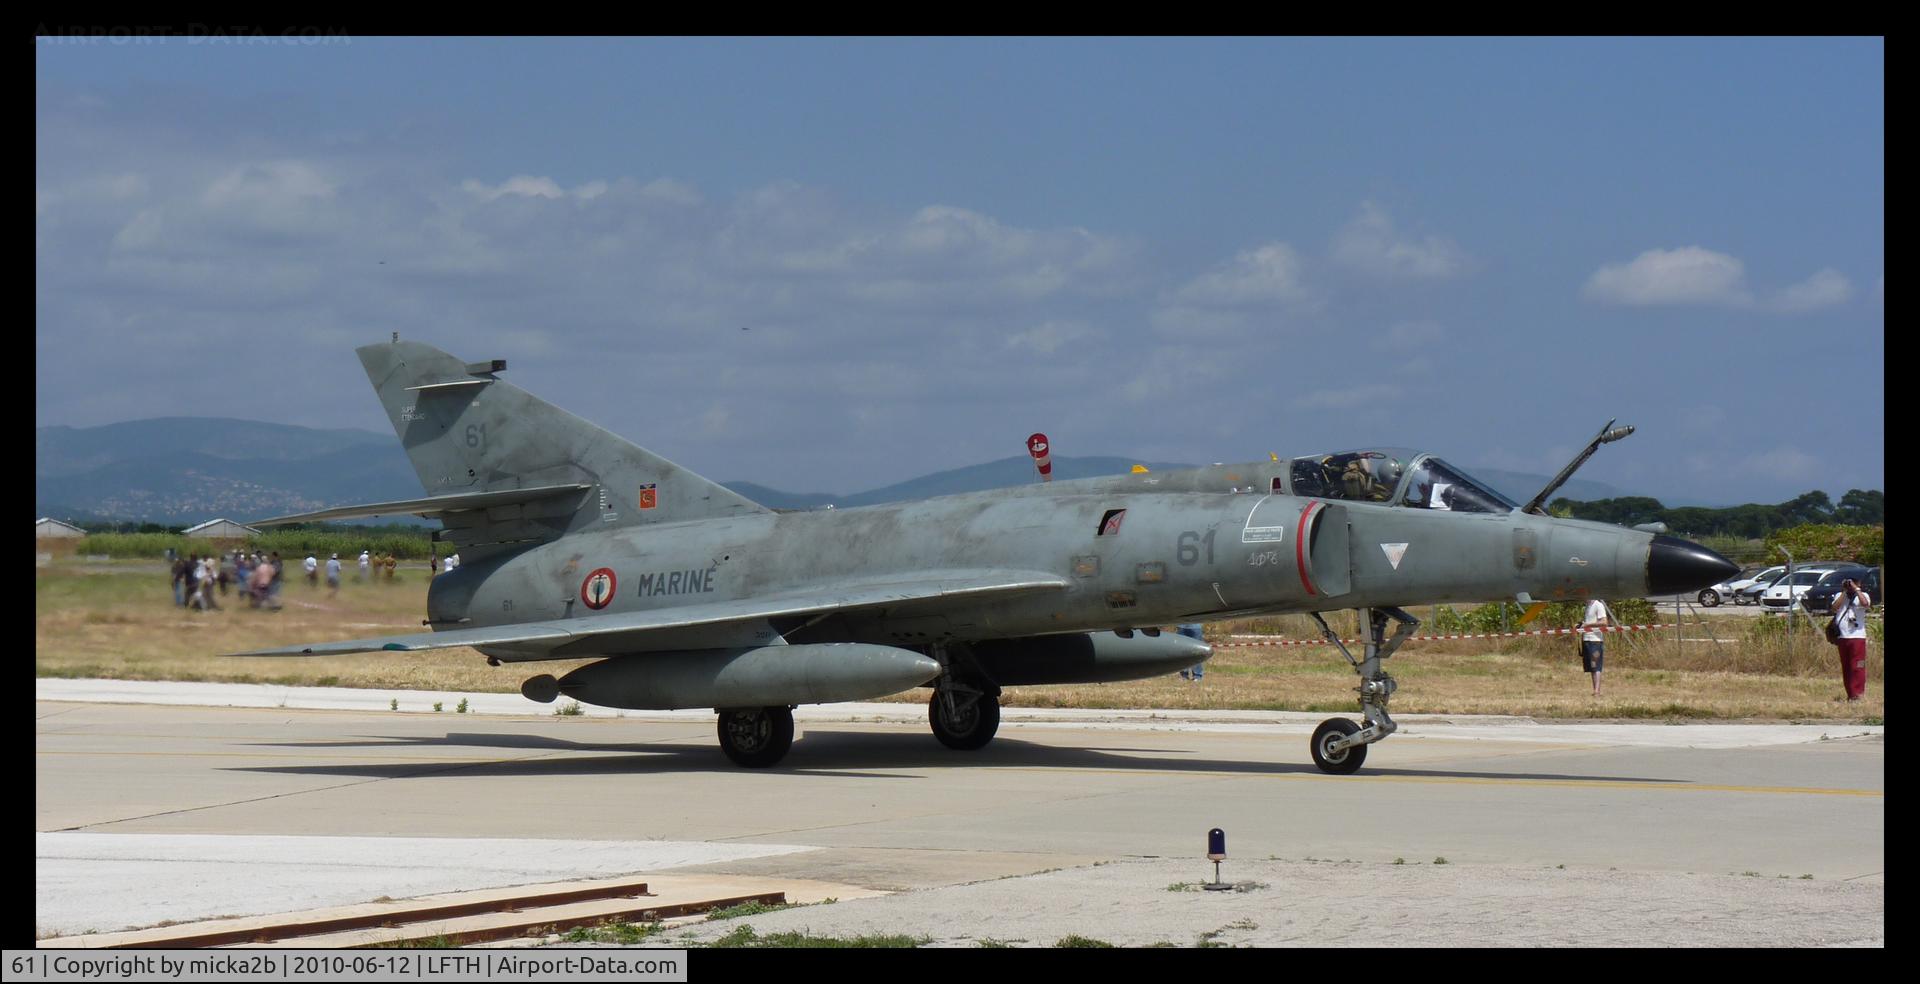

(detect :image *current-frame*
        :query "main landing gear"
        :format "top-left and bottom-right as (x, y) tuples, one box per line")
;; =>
(928, 643), (1001, 750)
(716, 706), (794, 768)
(1305, 606), (1418, 775)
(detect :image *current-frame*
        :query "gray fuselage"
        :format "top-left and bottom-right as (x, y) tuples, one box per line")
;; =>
(428, 462), (1653, 657)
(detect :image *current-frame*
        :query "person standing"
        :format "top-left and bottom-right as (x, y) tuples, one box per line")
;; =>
(171, 553), (190, 607)
(1579, 597), (1612, 696)
(358, 550), (370, 581)
(1829, 577), (1872, 701)
(303, 554), (319, 587)
(1176, 622), (1206, 681)
(249, 557), (275, 608)
(325, 553), (342, 597)
(200, 556), (221, 610)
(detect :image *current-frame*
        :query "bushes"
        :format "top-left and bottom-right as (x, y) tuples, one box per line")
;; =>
(1432, 597), (1655, 634)
(76, 526), (437, 560)
(1762, 524), (1884, 566)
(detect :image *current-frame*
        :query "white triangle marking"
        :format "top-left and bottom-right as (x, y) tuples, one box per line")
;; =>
(1381, 543), (1409, 570)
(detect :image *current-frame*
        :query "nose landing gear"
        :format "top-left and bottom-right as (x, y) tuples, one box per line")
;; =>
(1306, 606), (1417, 774)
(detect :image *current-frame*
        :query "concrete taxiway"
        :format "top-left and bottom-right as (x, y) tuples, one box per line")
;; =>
(36, 681), (1883, 945)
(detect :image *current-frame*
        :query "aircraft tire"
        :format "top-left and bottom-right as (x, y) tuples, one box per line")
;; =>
(717, 706), (794, 768)
(1310, 718), (1367, 775)
(930, 692), (1000, 750)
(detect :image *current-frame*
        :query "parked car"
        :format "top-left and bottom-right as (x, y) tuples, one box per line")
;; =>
(1800, 566), (1882, 615)
(1761, 566), (1851, 614)
(1700, 566), (1767, 607)
(1732, 562), (1848, 606)
(1731, 566), (1791, 605)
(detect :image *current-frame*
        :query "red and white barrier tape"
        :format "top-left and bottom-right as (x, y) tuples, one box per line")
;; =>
(1219, 624), (1664, 648)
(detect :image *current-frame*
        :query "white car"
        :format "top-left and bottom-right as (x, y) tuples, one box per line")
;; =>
(1724, 565), (1790, 606)
(1760, 567), (1847, 614)
(1700, 567), (1768, 607)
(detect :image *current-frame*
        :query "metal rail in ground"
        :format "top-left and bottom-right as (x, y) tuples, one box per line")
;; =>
(41, 881), (787, 949)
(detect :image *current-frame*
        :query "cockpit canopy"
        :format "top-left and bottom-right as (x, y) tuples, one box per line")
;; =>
(1288, 449), (1517, 514)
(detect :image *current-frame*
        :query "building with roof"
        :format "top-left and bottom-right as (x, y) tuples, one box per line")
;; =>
(36, 517), (85, 538)
(182, 518), (262, 540)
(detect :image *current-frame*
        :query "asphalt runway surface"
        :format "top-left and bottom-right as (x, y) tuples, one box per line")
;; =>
(36, 683), (1883, 945)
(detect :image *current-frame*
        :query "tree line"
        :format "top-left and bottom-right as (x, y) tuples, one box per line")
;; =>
(1550, 489), (1882, 539)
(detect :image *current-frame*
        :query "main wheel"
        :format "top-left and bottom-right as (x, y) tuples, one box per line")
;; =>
(1698, 588), (1721, 607)
(930, 691), (1000, 750)
(716, 706), (794, 768)
(1310, 718), (1367, 775)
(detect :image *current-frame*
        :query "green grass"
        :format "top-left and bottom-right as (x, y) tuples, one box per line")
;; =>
(707, 926), (925, 948)
(564, 922), (664, 944)
(704, 900), (792, 921)
(1053, 935), (1115, 948)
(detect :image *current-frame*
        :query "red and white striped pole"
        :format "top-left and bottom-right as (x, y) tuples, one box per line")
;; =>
(1027, 433), (1053, 483)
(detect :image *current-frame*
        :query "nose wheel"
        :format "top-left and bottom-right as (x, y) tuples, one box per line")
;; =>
(1310, 718), (1366, 774)
(1306, 607), (1418, 774)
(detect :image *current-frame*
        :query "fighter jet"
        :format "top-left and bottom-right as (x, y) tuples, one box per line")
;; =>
(237, 340), (1737, 772)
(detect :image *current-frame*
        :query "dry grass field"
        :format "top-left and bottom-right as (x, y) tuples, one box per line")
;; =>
(36, 560), (1882, 721)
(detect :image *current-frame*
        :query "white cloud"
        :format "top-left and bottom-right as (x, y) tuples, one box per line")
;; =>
(1330, 202), (1471, 280)
(1584, 248), (1857, 316)
(1173, 243), (1312, 306)
(1773, 268), (1852, 313)
(1582, 246), (1752, 307)
(1149, 242), (1319, 339)
(459, 175), (615, 202)
(638, 178), (702, 206)
(202, 160), (336, 208)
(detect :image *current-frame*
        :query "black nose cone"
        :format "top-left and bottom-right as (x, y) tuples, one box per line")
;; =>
(1647, 535), (1740, 595)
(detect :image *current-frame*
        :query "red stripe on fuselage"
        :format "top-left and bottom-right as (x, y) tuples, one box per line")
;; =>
(1296, 500), (1320, 597)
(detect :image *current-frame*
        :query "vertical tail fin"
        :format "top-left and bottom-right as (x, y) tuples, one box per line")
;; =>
(358, 340), (767, 550)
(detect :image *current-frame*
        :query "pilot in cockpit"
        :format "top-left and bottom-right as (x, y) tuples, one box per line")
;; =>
(1341, 458), (1374, 499)
(1343, 457), (1398, 502)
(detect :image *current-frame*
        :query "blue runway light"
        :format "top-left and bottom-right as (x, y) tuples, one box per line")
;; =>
(1204, 827), (1230, 891)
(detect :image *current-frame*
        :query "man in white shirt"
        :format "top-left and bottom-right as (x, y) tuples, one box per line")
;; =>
(358, 550), (370, 581)
(325, 553), (342, 596)
(303, 554), (318, 586)
(1829, 578), (1872, 701)
(1579, 598), (1611, 696)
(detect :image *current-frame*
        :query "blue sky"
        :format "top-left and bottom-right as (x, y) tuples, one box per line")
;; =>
(36, 37), (1883, 504)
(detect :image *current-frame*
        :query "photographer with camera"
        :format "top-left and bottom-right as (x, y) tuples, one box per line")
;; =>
(1828, 577), (1872, 702)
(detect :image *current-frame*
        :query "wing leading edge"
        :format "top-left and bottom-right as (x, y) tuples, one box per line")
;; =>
(223, 569), (1070, 658)
(250, 483), (594, 526)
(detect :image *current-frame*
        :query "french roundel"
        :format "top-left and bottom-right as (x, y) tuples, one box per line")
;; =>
(580, 568), (617, 610)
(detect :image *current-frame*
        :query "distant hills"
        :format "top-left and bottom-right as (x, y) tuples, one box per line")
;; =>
(36, 418), (1634, 525)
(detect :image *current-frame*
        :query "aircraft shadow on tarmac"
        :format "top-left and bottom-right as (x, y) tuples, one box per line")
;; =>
(229, 729), (1684, 785)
